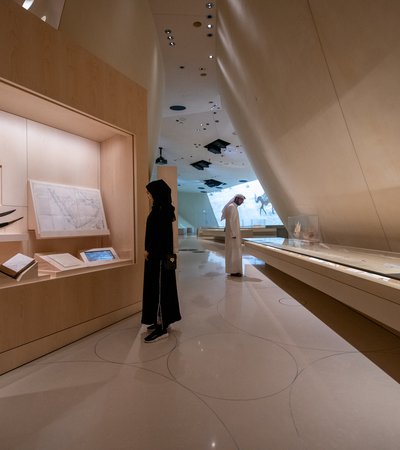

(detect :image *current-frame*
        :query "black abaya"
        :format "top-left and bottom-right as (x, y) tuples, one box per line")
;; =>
(141, 182), (181, 328)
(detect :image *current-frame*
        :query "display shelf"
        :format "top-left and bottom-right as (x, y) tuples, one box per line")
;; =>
(0, 270), (49, 288)
(35, 253), (133, 279)
(0, 233), (28, 242)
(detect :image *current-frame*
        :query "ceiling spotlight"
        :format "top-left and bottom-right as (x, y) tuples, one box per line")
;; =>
(167, 35), (174, 40)
(22, 0), (34, 9)
(169, 41), (176, 47)
(207, 24), (213, 29)
(206, 2), (214, 9)
(155, 147), (168, 165)
(209, 55), (214, 59)
(164, 29), (172, 34)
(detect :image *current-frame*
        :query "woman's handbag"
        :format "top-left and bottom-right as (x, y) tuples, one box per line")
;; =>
(163, 253), (177, 270)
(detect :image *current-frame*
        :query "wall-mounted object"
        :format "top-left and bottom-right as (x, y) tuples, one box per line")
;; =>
(29, 180), (109, 239)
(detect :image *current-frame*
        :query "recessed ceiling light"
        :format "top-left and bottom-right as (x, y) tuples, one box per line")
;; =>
(207, 24), (213, 29)
(22, 0), (34, 9)
(167, 35), (174, 40)
(207, 33), (213, 37)
(169, 41), (176, 46)
(164, 29), (172, 34)
(209, 55), (214, 59)
(170, 105), (186, 111)
(206, 2), (214, 8)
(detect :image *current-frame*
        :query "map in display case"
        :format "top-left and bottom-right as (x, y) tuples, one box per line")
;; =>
(29, 180), (109, 239)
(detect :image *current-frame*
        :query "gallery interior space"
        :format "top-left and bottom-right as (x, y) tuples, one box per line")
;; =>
(0, 1), (399, 449)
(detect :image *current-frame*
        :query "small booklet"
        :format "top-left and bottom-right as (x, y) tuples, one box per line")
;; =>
(0, 253), (36, 278)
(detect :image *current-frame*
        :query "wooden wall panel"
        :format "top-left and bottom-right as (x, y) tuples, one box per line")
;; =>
(0, 110), (27, 206)
(0, 0), (149, 373)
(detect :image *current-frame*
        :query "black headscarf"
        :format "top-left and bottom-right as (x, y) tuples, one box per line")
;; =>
(146, 179), (176, 222)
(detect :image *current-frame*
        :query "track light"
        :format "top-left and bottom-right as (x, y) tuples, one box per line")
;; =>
(155, 147), (168, 165)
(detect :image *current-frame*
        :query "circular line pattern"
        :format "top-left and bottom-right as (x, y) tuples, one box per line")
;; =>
(168, 332), (298, 400)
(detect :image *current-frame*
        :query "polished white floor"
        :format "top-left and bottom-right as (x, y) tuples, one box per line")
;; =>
(1, 237), (400, 450)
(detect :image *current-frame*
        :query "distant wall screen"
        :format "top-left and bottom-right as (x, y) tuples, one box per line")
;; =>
(207, 180), (282, 227)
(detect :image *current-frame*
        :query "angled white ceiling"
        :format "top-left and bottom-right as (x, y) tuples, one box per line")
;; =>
(149, 0), (256, 193)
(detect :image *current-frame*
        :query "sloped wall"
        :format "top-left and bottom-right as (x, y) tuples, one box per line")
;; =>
(218, 0), (400, 251)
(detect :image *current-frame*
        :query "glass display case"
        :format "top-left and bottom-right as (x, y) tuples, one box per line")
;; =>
(288, 215), (320, 242)
(244, 237), (400, 281)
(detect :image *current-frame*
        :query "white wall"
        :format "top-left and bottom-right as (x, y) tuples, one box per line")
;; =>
(178, 192), (218, 230)
(218, 0), (400, 251)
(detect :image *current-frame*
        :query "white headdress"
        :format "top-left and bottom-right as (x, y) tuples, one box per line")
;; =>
(220, 194), (245, 220)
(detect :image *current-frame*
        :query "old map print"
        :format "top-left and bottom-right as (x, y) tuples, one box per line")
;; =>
(29, 180), (109, 238)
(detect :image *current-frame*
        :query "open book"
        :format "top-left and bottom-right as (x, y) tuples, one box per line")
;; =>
(0, 253), (36, 278)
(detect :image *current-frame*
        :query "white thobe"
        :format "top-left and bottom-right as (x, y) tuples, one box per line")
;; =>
(224, 203), (242, 274)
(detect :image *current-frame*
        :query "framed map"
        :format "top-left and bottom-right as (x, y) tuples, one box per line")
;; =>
(29, 180), (109, 238)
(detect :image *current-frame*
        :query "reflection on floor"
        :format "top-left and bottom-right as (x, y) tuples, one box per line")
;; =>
(1, 237), (400, 450)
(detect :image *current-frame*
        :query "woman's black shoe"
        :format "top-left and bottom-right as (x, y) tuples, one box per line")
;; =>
(144, 327), (168, 343)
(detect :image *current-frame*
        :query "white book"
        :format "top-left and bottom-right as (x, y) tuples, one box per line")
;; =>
(44, 253), (84, 269)
(0, 253), (36, 278)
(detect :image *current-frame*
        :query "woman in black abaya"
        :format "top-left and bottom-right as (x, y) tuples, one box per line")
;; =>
(141, 179), (181, 342)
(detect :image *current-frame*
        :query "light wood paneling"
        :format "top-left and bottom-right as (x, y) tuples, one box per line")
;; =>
(0, 0), (149, 373)
(27, 121), (100, 187)
(101, 135), (135, 259)
(0, 110), (27, 206)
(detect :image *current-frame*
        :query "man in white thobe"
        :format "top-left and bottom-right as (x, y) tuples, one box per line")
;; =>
(221, 194), (245, 276)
